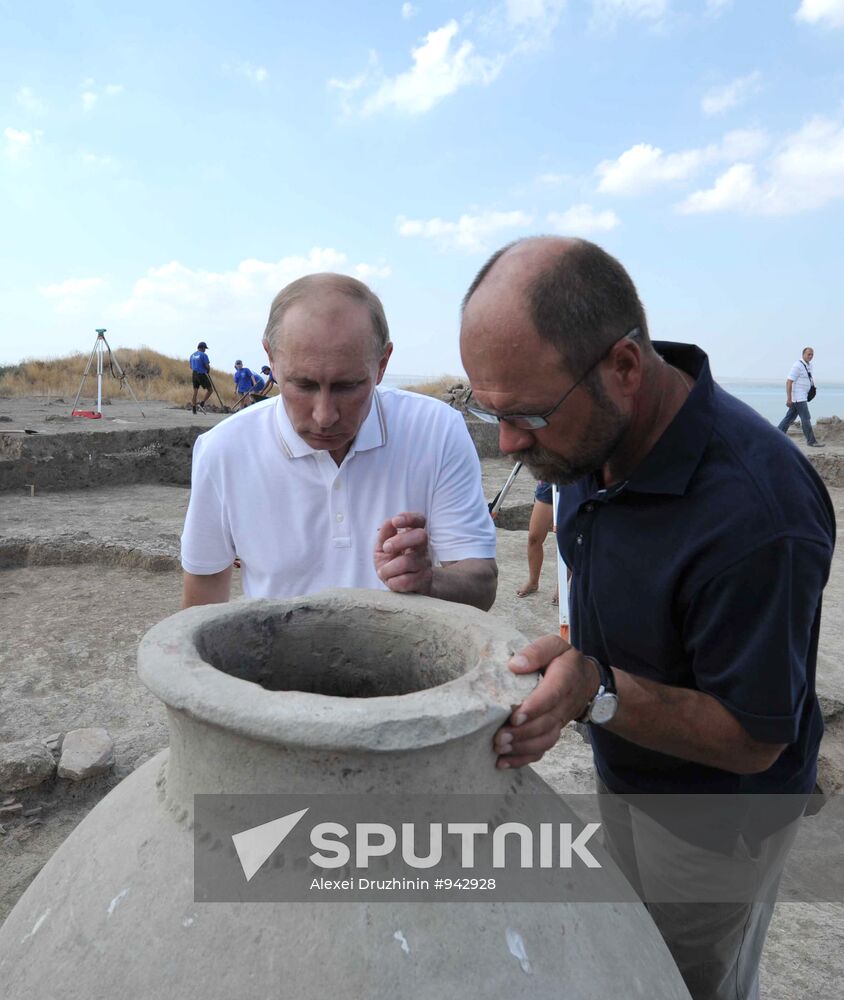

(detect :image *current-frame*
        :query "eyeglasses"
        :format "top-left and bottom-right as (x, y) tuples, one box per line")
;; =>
(466, 327), (641, 430)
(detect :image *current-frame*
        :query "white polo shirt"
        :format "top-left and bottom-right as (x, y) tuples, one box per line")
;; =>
(180, 388), (496, 598)
(787, 359), (814, 403)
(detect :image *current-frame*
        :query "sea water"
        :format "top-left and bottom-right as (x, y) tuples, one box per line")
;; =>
(717, 382), (844, 424)
(385, 375), (844, 426)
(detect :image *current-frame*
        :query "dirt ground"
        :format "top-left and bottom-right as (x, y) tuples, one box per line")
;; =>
(0, 395), (228, 436)
(1, 407), (843, 996)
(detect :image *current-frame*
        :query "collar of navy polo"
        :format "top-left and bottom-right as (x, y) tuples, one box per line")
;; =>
(610, 341), (716, 499)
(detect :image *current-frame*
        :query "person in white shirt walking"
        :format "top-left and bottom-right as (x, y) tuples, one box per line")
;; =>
(777, 347), (824, 447)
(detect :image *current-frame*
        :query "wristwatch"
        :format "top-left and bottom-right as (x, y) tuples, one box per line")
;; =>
(576, 656), (618, 725)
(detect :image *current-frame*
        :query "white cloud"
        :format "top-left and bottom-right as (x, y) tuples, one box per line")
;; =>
(597, 144), (700, 194)
(397, 209), (533, 252)
(226, 62), (269, 83)
(505, 0), (567, 28)
(547, 204), (620, 233)
(116, 250), (390, 340)
(330, 4), (568, 117)
(596, 128), (769, 194)
(706, 0), (732, 13)
(718, 128), (770, 160)
(41, 277), (108, 315)
(701, 71), (762, 117)
(81, 151), (117, 168)
(331, 21), (504, 117)
(678, 115), (844, 215)
(401, 2), (418, 18)
(795, 1), (844, 28)
(81, 80), (124, 111)
(16, 87), (46, 114)
(676, 163), (757, 214)
(536, 171), (568, 184)
(354, 261), (392, 280)
(590, 0), (669, 27)
(501, 0), (567, 51)
(3, 127), (42, 157)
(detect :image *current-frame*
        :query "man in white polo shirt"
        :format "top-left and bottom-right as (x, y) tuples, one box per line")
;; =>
(180, 273), (497, 610)
(777, 346), (824, 447)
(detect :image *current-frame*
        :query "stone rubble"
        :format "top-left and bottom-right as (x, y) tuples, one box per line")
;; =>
(0, 739), (56, 792)
(56, 727), (114, 781)
(440, 382), (472, 411)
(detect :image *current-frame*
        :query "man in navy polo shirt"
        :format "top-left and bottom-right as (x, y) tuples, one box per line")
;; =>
(460, 236), (835, 1000)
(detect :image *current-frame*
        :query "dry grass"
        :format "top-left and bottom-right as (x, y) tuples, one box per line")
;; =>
(401, 375), (463, 398)
(0, 349), (461, 406)
(0, 347), (249, 406)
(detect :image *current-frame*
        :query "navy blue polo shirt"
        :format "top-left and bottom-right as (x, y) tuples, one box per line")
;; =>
(557, 342), (835, 801)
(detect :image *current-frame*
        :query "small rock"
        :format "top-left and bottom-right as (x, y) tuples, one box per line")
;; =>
(57, 727), (114, 781)
(0, 803), (23, 817)
(23, 806), (42, 817)
(0, 740), (57, 792)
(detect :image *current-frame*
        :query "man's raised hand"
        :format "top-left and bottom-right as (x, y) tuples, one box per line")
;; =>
(374, 512), (433, 596)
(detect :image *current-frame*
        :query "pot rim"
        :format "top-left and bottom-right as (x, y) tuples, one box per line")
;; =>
(137, 589), (535, 752)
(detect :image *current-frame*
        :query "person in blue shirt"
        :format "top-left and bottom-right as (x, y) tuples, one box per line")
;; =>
(232, 360), (258, 407)
(255, 365), (277, 397)
(238, 365), (278, 406)
(189, 341), (212, 414)
(460, 235), (835, 1000)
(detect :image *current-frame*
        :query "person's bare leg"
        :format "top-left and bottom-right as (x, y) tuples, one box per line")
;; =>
(516, 500), (553, 597)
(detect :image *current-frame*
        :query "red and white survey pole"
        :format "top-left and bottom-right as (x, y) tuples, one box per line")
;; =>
(551, 484), (570, 642)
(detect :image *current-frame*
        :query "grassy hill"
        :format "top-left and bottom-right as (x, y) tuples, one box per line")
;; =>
(0, 347), (258, 407)
(0, 348), (460, 406)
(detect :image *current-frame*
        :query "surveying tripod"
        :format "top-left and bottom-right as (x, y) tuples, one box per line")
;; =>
(71, 328), (145, 418)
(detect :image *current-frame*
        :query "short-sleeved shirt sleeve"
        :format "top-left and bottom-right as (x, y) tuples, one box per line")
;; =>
(181, 434), (237, 575)
(426, 411), (496, 563)
(683, 536), (829, 745)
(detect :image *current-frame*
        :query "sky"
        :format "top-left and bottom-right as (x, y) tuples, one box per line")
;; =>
(1, 0), (843, 380)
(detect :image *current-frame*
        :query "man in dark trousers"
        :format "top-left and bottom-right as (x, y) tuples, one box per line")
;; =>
(460, 235), (835, 1000)
(189, 341), (212, 414)
(777, 346), (824, 447)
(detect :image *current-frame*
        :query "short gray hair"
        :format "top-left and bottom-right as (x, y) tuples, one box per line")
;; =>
(263, 273), (390, 358)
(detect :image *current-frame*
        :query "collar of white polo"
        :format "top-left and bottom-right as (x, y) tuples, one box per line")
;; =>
(273, 390), (387, 460)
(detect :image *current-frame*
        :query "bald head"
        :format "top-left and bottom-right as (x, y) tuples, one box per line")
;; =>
(462, 236), (650, 375)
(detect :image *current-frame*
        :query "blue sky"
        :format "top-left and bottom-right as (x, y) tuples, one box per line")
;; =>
(2, 0), (843, 380)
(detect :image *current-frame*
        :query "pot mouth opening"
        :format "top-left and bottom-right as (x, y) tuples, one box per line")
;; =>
(194, 603), (472, 698)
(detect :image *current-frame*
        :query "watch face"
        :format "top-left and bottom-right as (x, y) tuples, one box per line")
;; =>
(590, 693), (618, 725)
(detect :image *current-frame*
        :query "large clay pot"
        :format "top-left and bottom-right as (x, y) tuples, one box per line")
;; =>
(0, 590), (690, 998)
